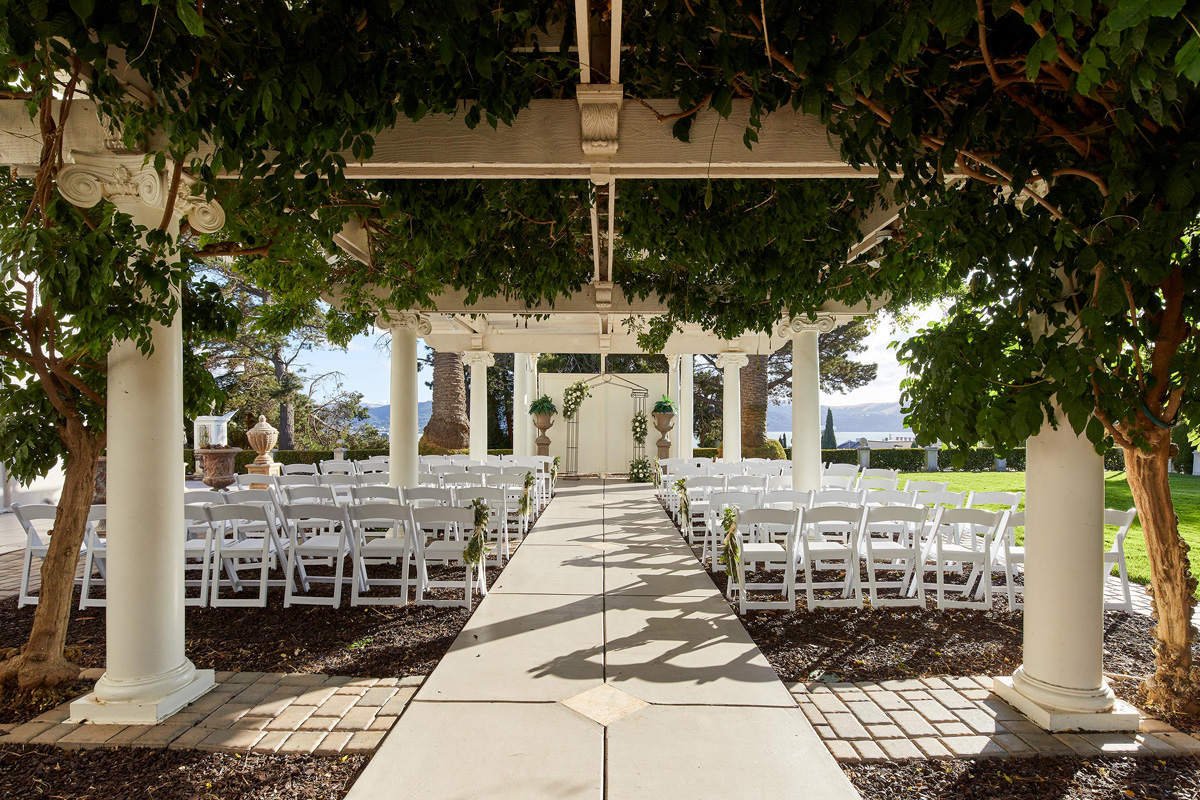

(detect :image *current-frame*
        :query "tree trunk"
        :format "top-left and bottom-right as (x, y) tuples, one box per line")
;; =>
(0, 421), (101, 689)
(270, 347), (295, 450)
(1124, 435), (1200, 713)
(421, 351), (469, 450)
(741, 354), (768, 454)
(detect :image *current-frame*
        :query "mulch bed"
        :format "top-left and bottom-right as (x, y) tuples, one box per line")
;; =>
(844, 756), (1200, 799)
(0, 744), (367, 800)
(0, 563), (501, 725)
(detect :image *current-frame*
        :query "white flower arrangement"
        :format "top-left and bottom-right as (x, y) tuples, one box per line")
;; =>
(562, 380), (591, 421)
(631, 411), (648, 445)
(628, 456), (655, 483)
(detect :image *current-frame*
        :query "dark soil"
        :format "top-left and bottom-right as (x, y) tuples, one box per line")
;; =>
(0, 563), (497, 724)
(0, 744), (367, 800)
(844, 756), (1200, 800)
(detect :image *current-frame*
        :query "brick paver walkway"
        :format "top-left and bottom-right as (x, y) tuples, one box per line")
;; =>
(0, 670), (424, 754)
(793, 677), (1200, 762)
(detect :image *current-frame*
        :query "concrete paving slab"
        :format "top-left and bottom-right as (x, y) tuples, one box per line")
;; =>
(417, 592), (604, 702)
(606, 705), (858, 799)
(490, 545), (604, 595)
(345, 702), (603, 800)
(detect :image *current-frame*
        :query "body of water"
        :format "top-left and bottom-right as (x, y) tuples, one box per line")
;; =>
(768, 430), (914, 444)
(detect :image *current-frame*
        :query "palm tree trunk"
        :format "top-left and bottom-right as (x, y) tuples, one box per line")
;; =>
(740, 354), (768, 454)
(421, 351), (469, 450)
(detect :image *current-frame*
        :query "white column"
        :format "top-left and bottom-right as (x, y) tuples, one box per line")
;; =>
(464, 351), (494, 462)
(528, 353), (540, 455)
(993, 403), (1138, 731)
(59, 154), (226, 724)
(513, 353), (530, 457)
(791, 329), (821, 493)
(667, 356), (680, 458)
(716, 352), (748, 462)
(679, 354), (694, 459)
(389, 314), (427, 490)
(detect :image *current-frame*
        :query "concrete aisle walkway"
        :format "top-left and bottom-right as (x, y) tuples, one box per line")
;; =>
(345, 480), (858, 800)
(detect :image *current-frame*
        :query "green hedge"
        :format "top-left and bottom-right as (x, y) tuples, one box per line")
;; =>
(693, 447), (718, 459)
(866, 449), (927, 471)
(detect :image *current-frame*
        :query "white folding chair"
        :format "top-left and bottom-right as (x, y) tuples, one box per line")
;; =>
(319, 459), (356, 476)
(411, 506), (482, 610)
(729, 508), (798, 614)
(285, 484), (338, 504)
(206, 503), (279, 607)
(351, 485), (402, 504)
(861, 506), (928, 608)
(704, 490), (760, 570)
(998, 511), (1026, 608)
(12, 504), (70, 608)
(858, 476), (900, 492)
(798, 505), (865, 609)
(183, 503), (214, 607)
(402, 486), (455, 508)
(455, 487), (509, 565)
(79, 504), (107, 610)
(348, 503), (417, 606)
(282, 463), (318, 475)
(1103, 507), (1138, 612)
(276, 473), (318, 488)
(904, 479), (949, 494)
(925, 507), (1008, 610)
(821, 473), (858, 490)
(281, 502), (355, 607)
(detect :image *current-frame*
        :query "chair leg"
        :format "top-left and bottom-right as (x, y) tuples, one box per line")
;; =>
(283, 546), (297, 608)
(79, 545), (94, 610)
(331, 544), (346, 608)
(18, 548), (34, 608)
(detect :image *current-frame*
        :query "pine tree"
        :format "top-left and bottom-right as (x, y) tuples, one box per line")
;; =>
(821, 409), (837, 450)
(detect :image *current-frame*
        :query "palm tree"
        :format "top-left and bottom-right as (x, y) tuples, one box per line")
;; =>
(420, 351), (469, 451)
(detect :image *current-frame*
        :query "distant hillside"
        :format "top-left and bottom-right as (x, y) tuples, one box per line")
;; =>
(767, 401), (907, 433)
(360, 402), (432, 433)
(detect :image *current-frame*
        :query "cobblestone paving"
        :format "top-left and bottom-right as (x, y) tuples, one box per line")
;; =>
(0, 670), (425, 755)
(792, 677), (1200, 762)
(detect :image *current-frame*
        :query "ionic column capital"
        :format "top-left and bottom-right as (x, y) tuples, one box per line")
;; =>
(389, 311), (432, 336)
(463, 350), (495, 369)
(775, 313), (838, 336)
(58, 151), (225, 233)
(715, 351), (749, 371)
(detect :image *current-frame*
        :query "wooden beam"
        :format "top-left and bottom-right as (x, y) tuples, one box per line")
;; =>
(1, 98), (860, 179)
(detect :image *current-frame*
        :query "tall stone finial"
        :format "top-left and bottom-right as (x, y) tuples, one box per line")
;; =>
(246, 415), (279, 466)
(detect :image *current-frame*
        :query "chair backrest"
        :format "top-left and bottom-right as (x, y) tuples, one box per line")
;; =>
(500, 468), (530, 481)
(410, 506), (474, 541)
(442, 472), (485, 487)
(430, 464), (459, 475)
(760, 489), (810, 509)
(864, 489), (916, 507)
(282, 463), (317, 475)
(235, 473), (275, 489)
(348, 502), (415, 544)
(285, 485), (338, 504)
(319, 459), (355, 475)
(914, 489), (965, 509)
(859, 468), (899, 481)
(765, 475), (792, 491)
(206, 502), (272, 526)
(354, 459), (388, 473)
(1104, 507), (1137, 544)
(738, 507), (797, 529)
(422, 455), (449, 466)
(821, 474), (857, 490)
(684, 476), (724, 493)
(357, 472), (388, 486)
(708, 490), (759, 513)
(276, 473), (318, 487)
(402, 487), (455, 507)
(455, 487), (505, 505)
(966, 490), (1023, 510)
(726, 476), (765, 492)
(823, 463), (860, 478)
(185, 489), (223, 505)
(224, 488), (276, 506)
(863, 504), (927, 526)
(798, 504), (866, 531)
(282, 501), (352, 529)
(350, 485), (401, 504)
(12, 503), (58, 547)
(858, 476), (900, 491)
(810, 488), (865, 507)
(468, 464), (502, 475)
(320, 474), (358, 487)
(447, 455), (473, 466)
(904, 479), (948, 493)
(934, 507), (1008, 539)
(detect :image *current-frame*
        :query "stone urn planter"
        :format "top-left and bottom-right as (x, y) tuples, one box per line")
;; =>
(533, 413), (555, 457)
(652, 411), (676, 459)
(196, 446), (243, 490)
(244, 415), (281, 486)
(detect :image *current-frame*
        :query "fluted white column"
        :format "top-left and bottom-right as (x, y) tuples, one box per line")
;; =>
(464, 351), (494, 462)
(667, 356), (681, 458)
(716, 352), (749, 462)
(513, 353), (531, 457)
(679, 354), (694, 459)
(791, 329), (821, 493)
(388, 314), (427, 490)
(994, 403), (1137, 730)
(59, 154), (226, 724)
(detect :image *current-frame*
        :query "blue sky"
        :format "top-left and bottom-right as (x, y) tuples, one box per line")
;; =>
(300, 307), (943, 408)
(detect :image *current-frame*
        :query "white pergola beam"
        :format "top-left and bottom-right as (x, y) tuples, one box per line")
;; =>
(0, 99), (862, 179)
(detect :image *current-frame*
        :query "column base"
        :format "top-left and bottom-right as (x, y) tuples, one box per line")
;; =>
(993, 672), (1139, 732)
(70, 668), (214, 725)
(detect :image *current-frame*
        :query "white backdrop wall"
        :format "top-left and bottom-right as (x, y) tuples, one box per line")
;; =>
(538, 373), (667, 476)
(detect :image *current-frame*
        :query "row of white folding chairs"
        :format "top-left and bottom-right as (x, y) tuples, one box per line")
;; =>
(186, 499), (489, 611)
(281, 457), (389, 477)
(418, 467), (551, 517)
(11, 502), (108, 610)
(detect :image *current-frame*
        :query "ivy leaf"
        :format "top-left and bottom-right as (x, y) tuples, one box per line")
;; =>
(68, 0), (93, 20)
(176, 0), (206, 37)
(1175, 35), (1200, 83)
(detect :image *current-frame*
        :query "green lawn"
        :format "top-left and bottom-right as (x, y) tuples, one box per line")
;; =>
(898, 470), (1200, 596)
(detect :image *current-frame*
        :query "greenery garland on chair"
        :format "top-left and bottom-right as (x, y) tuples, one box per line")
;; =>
(551, 455), (560, 484)
(462, 499), (490, 567)
(518, 471), (534, 517)
(718, 507), (744, 591)
(562, 380), (591, 421)
(673, 477), (689, 524)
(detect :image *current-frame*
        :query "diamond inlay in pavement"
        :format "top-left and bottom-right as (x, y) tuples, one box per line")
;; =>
(345, 480), (858, 800)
